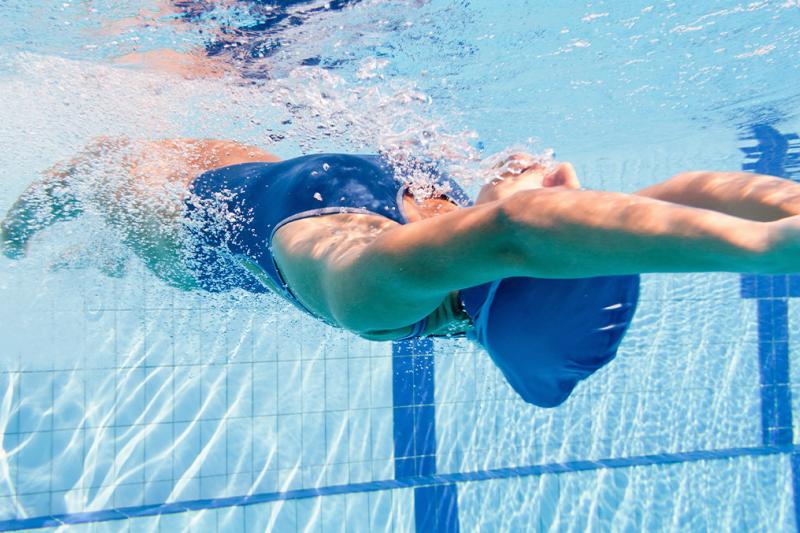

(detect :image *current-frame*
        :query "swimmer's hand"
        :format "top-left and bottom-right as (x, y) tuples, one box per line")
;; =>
(476, 153), (581, 204)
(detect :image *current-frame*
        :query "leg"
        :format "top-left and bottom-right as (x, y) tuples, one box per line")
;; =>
(0, 138), (116, 258)
(636, 171), (800, 221)
(1, 136), (137, 259)
(113, 49), (232, 80)
(2, 137), (279, 289)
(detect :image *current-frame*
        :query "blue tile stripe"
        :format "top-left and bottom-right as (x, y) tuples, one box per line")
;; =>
(755, 298), (793, 446)
(415, 484), (459, 533)
(392, 338), (459, 532)
(793, 453), (800, 533)
(739, 124), (800, 530)
(1, 444), (796, 532)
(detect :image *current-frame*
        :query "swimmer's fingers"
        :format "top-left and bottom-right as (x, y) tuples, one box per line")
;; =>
(477, 161), (581, 204)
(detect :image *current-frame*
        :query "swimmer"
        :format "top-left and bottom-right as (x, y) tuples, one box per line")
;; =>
(4, 137), (800, 407)
(104, 0), (357, 80)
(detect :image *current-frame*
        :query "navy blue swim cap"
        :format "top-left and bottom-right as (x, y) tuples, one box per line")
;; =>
(460, 274), (640, 408)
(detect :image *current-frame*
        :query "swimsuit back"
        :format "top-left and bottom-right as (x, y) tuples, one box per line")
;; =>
(185, 153), (470, 328)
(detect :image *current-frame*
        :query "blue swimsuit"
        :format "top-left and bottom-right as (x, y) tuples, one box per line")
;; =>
(184, 153), (470, 328)
(185, 152), (639, 405)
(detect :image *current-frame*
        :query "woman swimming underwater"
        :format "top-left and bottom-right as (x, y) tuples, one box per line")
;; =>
(5, 137), (800, 407)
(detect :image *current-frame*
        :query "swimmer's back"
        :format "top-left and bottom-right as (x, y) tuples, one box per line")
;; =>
(185, 153), (472, 338)
(185, 154), (409, 293)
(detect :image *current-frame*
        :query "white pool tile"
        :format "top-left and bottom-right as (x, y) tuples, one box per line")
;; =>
(324, 412), (349, 467)
(171, 367), (202, 424)
(225, 364), (253, 420)
(17, 372), (53, 434)
(324, 359), (348, 411)
(198, 420), (226, 478)
(225, 418), (252, 475)
(301, 412), (325, 467)
(276, 414), (302, 471)
(321, 493), (347, 533)
(216, 505), (245, 533)
(113, 367), (147, 427)
(50, 429), (84, 492)
(347, 410), (372, 468)
(143, 423), (174, 484)
(301, 359), (326, 412)
(198, 366), (226, 421)
(347, 358), (371, 410)
(370, 408), (393, 462)
(251, 416), (278, 477)
(276, 361), (302, 415)
(17, 431), (52, 495)
(251, 362), (277, 417)
(369, 357), (393, 409)
(171, 422), (201, 481)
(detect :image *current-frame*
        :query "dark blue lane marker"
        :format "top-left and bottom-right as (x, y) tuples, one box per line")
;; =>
(2, 443), (795, 532)
(740, 124), (800, 530)
(392, 338), (460, 532)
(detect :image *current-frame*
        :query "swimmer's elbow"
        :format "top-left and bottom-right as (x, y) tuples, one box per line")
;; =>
(494, 190), (569, 275)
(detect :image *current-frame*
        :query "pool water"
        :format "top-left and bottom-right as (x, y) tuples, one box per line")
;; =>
(1, 0), (800, 531)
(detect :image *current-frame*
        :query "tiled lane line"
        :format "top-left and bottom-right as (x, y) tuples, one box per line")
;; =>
(740, 124), (800, 531)
(392, 339), (459, 532)
(1, 444), (795, 531)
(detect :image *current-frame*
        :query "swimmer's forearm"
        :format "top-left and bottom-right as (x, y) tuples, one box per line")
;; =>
(501, 188), (771, 277)
(636, 171), (800, 221)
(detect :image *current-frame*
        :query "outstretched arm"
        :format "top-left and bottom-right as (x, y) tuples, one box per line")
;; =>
(279, 187), (782, 334)
(363, 188), (771, 293)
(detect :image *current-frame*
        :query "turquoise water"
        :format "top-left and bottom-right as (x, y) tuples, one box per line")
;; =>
(1, 0), (800, 531)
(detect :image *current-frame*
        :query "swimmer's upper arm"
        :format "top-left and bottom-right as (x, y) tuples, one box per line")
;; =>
(272, 213), (429, 331)
(273, 202), (517, 332)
